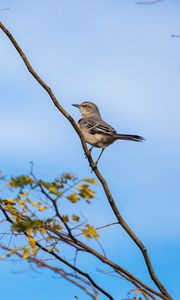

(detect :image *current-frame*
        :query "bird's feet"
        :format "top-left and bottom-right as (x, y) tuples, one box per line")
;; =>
(83, 147), (98, 172)
(84, 147), (93, 159)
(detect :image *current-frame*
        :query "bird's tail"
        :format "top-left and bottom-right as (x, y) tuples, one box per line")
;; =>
(114, 134), (144, 142)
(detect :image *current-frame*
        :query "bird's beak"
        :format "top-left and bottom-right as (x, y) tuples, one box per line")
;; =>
(72, 104), (80, 108)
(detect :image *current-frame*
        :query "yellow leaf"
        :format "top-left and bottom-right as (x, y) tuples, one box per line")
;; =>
(56, 225), (63, 230)
(27, 229), (37, 256)
(38, 206), (48, 211)
(76, 184), (95, 199)
(27, 231), (35, 247)
(82, 229), (91, 238)
(67, 193), (80, 203)
(31, 202), (40, 207)
(48, 186), (61, 197)
(62, 215), (69, 223)
(40, 228), (47, 235)
(18, 200), (26, 207)
(27, 229), (36, 248)
(32, 247), (37, 256)
(6, 204), (17, 214)
(72, 214), (80, 222)
(76, 184), (83, 190)
(83, 178), (97, 185)
(7, 198), (14, 204)
(82, 225), (99, 239)
(88, 225), (99, 238)
(20, 192), (28, 197)
(6, 248), (18, 257)
(48, 186), (56, 193)
(22, 248), (30, 259)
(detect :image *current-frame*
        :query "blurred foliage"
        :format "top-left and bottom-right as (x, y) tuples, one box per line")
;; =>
(0, 171), (98, 259)
(0, 171), (150, 300)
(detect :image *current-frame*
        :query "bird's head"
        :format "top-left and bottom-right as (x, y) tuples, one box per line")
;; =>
(72, 101), (101, 117)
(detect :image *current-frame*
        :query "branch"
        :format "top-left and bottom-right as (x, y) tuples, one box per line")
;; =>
(97, 269), (156, 300)
(0, 208), (110, 300)
(0, 244), (98, 300)
(0, 21), (172, 300)
(0, 7), (10, 11)
(0, 202), (167, 299)
(135, 0), (164, 4)
(49, 226), (167, 300)
(75, 222), (119, 237)
(35, 241), (113, 300)
(171, 34), (180, 38)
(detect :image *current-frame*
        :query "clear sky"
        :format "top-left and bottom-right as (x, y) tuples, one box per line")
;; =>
(0, 0), (180, 299)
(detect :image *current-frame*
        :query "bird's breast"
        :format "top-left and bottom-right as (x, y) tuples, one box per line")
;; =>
(79, 126), (114, 148)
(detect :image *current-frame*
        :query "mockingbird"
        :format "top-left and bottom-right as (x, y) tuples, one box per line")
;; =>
(73, 101), (144, 165)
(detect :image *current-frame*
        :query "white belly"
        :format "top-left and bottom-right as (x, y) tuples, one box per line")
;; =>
(80, 127), (114, 148)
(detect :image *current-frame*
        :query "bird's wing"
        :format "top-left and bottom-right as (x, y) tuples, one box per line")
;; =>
(79, 117), (117, 136)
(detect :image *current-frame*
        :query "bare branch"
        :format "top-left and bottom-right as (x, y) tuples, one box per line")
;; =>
(0, 7), (10, 11)
(0, 21), (172, 300)
(35, 241), (114, 300)
(135, 0), (164, 5)
(1, 244), (98, 300)
(75, 222), (119, 237)
(48, 226), (167, 299)
(98, 269), (156, 300)
(0, 201), (166, 299)
(171, 34), (180, 38)
(0, 209), (110, 299)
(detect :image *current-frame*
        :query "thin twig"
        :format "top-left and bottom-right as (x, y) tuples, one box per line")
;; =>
(171, 34), (180, 38)
(49, 226), (167, 300)
(35, 241), (114, 300)
(75, 222), (119, 237)
(0, 7), (10, 11)
(0, 199), (168, 299)
(0, 244), (98, 300)
(135, 0), (164, 4)
(0, 210), (110, 299)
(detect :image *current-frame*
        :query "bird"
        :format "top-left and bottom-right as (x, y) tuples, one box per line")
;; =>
(72, 101), (144, 165)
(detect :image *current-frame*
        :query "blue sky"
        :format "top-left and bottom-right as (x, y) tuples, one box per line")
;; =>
(0, 0), (180, 299)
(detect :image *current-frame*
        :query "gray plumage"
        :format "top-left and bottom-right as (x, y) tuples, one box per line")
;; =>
(72, 101), (144, 164)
